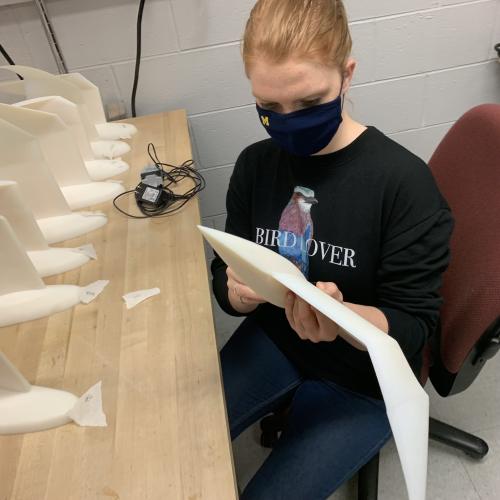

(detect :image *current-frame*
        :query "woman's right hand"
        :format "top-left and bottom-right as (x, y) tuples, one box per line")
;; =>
(227, 266), (266, 313)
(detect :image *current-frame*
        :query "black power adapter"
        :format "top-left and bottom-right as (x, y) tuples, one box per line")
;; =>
(135, 173), (165, 207)
(113, 143), (205, 219)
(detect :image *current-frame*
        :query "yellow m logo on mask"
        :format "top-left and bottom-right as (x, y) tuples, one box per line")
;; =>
(260, 115), (270, 127)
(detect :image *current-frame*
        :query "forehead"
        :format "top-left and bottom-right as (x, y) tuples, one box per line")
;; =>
(248, 57), (336, 101)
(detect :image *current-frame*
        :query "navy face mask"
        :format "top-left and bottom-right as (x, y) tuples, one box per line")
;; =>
(256, 88), (344, 157)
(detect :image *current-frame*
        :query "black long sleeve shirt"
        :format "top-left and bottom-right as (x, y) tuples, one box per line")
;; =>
(211, 126), (453, 399)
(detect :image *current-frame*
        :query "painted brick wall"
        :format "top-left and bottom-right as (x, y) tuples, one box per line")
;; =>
(1, 0), (499, 214)
(1, 0), (499, 342)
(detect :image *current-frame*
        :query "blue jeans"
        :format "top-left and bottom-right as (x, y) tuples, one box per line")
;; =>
(221, 316), (392, 500)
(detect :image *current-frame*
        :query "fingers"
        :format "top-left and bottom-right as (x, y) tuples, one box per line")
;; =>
(314, 307), (338, 341)
(285, 292), (320, 342)
(316, 281), (343, 302)
(292, 293), (304, 337)
(226, 266), (243, 285)
(314, 282), (342, 342)
(234, 283), (266, 304)
(284, 292), (296, 330)
(226, 267), (266, 304)
(296, 295), (319, 334)
(285, 283), (344, 343)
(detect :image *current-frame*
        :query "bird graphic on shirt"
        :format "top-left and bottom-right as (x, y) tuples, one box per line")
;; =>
(278, 186), (318, 277)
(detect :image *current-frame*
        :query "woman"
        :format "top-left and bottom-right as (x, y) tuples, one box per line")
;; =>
(211, 1), (454, 498)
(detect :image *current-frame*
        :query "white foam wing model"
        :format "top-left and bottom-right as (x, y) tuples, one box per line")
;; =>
(0, 181), (94, 277)
(59, 72), (107, 124)
(0, 101), (128, 181)
(0, 64), (98, 140)
(198, 225), (428, 500)
(0, 106), (124, 209)
(59, 72), (137, 140)
(14, 95), (130, 172)
(15, 95), (95, 161)
(0, 351), (78, 435)
(0, 66), (137, 140)
(0, 216), (94, 327)
(0, 78), (24, 104)
(0, 118), (106, 244)
(0, 65), (132, 157)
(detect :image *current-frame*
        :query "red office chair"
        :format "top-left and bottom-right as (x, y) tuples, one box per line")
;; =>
(260, 104), (500, 499)
(356, 103), (500, 499)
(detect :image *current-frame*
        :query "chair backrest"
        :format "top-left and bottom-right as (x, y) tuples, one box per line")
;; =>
(427, 104), (500, 393)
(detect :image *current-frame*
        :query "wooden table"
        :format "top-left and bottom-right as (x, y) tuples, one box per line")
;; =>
(0, 110), (238, 500)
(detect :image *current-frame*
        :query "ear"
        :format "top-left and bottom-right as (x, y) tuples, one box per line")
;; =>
(342, 58), (356, 93)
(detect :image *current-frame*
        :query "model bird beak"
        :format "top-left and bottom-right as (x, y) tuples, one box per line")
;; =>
(305, 196), (318, 204)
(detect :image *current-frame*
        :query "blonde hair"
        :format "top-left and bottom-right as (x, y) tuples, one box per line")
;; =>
(242, 0), (352, 74)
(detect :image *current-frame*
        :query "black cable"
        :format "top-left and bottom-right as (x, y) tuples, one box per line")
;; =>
(113, 142), (206, 219)
(131, 0), (146, 117)
(0, 44), (23, 80)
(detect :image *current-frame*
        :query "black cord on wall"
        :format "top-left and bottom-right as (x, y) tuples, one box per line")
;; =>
(131, 0), (146, 117)
(0, 44), (23, 80)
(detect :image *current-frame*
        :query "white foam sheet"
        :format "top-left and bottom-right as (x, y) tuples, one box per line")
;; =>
(0, 354), (68, 436)
(27, 246), (94, 278)
(0, 103), (90, 187)
(198, 225), (428, 500)
(59, 72), (107, 125)
(0, 118), (70, 220)
(0, 353), (107, 435)
(0, 65), (99, 142)
(0, 115), (116, 224)
(61, 181), (124, 210)
(76, 243), (97, 260)
(0, 67), (135, 143)
(90, 140), (131, 160)
(0, 67), (136, 158)
(0, 280), (108, 328)
(37, 211), (107, 245)
(80, 280), (109, 304)
(85, 159), (129, 181)
(67, 381), (107, 427)
(0, 216), (44, 296)
(15, 96), (95, 162)
(58, 73), (137, 140)
(0, 385), (77, 435)
(0, 78), (25, 99)
(0, 178), (106, 249)
(0, 65), (79, 105)
(122, 288), (160, 309)
(0, 285), (82, 328)
(95, 122), (138, 140)
(0, 182), (96, 276)
(0, 217), (107, 327)
(0, 104), (124, 209)
(14, 94), (132, 164)
(0, 180), (48, 251)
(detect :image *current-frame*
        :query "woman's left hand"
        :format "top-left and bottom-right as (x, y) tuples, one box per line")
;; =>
(284, 281), (344, 343)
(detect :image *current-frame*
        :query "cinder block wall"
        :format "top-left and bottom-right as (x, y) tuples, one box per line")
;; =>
(1, 0), (499, 342)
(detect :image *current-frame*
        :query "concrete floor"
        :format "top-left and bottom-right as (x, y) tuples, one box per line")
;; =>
(211, 297), (500, 499)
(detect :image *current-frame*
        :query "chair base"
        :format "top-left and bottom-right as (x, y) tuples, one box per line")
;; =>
(260, 411), (489, 499)
(429, 417), (489, 459)
(260, 410), (288, 448)
(356, 417), (489, 500)
(358, 453), (379, 500)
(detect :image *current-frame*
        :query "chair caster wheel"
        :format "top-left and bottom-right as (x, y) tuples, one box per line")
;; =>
(260, 431), (279, 448)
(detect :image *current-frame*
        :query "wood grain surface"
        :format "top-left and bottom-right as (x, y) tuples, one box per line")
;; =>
(0, 110), (238, 500)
